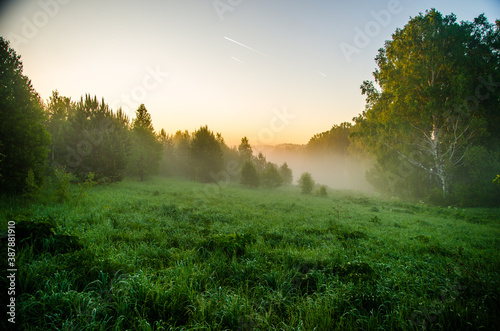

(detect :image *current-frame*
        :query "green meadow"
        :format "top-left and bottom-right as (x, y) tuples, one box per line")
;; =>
(1, 177), (499, 330)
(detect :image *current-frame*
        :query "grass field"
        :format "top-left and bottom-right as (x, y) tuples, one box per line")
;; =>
(1, 177), (499, 330)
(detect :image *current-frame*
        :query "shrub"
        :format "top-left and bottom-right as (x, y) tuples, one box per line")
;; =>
(23, 169), (40, 201)
(53, 167), (74, 203)
(298, 172), (315, 194)
(316, 185), (327, 197)
(450, 146), (500, 207)
(75, 172), (96, 203)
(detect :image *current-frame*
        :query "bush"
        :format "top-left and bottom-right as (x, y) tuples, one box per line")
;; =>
(316, 185), (327, 197)
(23, 169), (40, 201)
(75, 172), (96, 203)
(450, 146), (500, 207)
(53, 167), (74, 203)
(298, 172), (315, 194)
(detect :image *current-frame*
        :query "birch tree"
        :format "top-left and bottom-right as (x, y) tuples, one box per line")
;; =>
(352, 9), (499, 198)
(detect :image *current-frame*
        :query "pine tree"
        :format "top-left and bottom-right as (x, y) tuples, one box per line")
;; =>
(190, 126), (223, 182)
(238, 137), (253, 162)
(129, 104), (161, 181)
(0, 37), (51, 194)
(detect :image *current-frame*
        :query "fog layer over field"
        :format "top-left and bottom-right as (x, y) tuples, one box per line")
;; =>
(254, 145), (373, 192)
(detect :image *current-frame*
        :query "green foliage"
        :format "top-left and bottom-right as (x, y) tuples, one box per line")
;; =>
(33, 168), (96, 205)
(254, 152), (267, 173)
(128, 104), (162, 181)
(53, 167), (74, 203)
(298, 172), (315, 194)
(2, 177), (499, 330)
(190, 126), (224, 182)
(13, 217), (83, 255)
(238, 136), (253, 162)
(338, 260), (375, 282)
(279, 162), (293, 185)
(451, 146), (500, 206)
(0, 37), (51, 194)
(316, 185), (328, 197)
(45, 90), (72, 167)
(168, 130), (192, 178)
(261, 163), (283, 189)
(200, 233), (254, 257)
(240, 161), (260, 188)
(351, 10), (500, 204)
(75, 172), (96, 203)
(51, 93), (130, 182)
(23, 169), (40, 201)
(307, 122), (351, 155)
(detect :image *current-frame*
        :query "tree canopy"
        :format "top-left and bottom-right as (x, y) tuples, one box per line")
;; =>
(307, 122), (351, 155)
(351, 9), (500, 204)
(0, 37), (51, 194)
(129, 104), (162, 181)
(190, 126), (224, 182)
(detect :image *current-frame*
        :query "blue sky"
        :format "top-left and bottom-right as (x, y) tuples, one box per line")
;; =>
(1, 0), (499, 146)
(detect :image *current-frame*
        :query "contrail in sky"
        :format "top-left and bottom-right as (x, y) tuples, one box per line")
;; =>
(224, 36), (271, 59)
(231, 56), (244, 64)
(225, 36), (326, 80)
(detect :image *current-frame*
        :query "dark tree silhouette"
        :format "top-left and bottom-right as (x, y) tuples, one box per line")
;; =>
(190, 125), (223, 182)
(0, 37), (51, 194)
(129, 104), (161, 181)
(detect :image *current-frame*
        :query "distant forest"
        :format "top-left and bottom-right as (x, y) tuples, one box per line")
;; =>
(1, 9), (499, 206)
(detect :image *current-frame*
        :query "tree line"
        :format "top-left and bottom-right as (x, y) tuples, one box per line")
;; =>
(0, 36), (294, 197)
(1, 9), (499, 206)
(302, 10), (500, 206)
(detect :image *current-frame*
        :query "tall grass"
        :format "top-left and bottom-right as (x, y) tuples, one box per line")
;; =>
(1, 177), (499, 330)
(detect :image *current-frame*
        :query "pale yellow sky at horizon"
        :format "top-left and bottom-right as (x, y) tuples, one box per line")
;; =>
(1, 0), (499, 147)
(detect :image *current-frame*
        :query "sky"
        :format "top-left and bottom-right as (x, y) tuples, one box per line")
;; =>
(1, 0), (499, 147)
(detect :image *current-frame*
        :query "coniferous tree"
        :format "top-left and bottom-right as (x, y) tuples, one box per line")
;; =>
(254, 152), (267, 173)
(62, 95), (129, 182)
(158, 128), (175, 176)
(190, 125), (223, 182)
(279, 162), (293, 185)
(46, 90), (72, 168)
(238, 137), (253, 163)
(171, 130), (191, 177)
(128, 104), (161, 181)
(240, 161), (260, 188)
(261, 163), (283, 188)
(0, 37), (51, 194)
